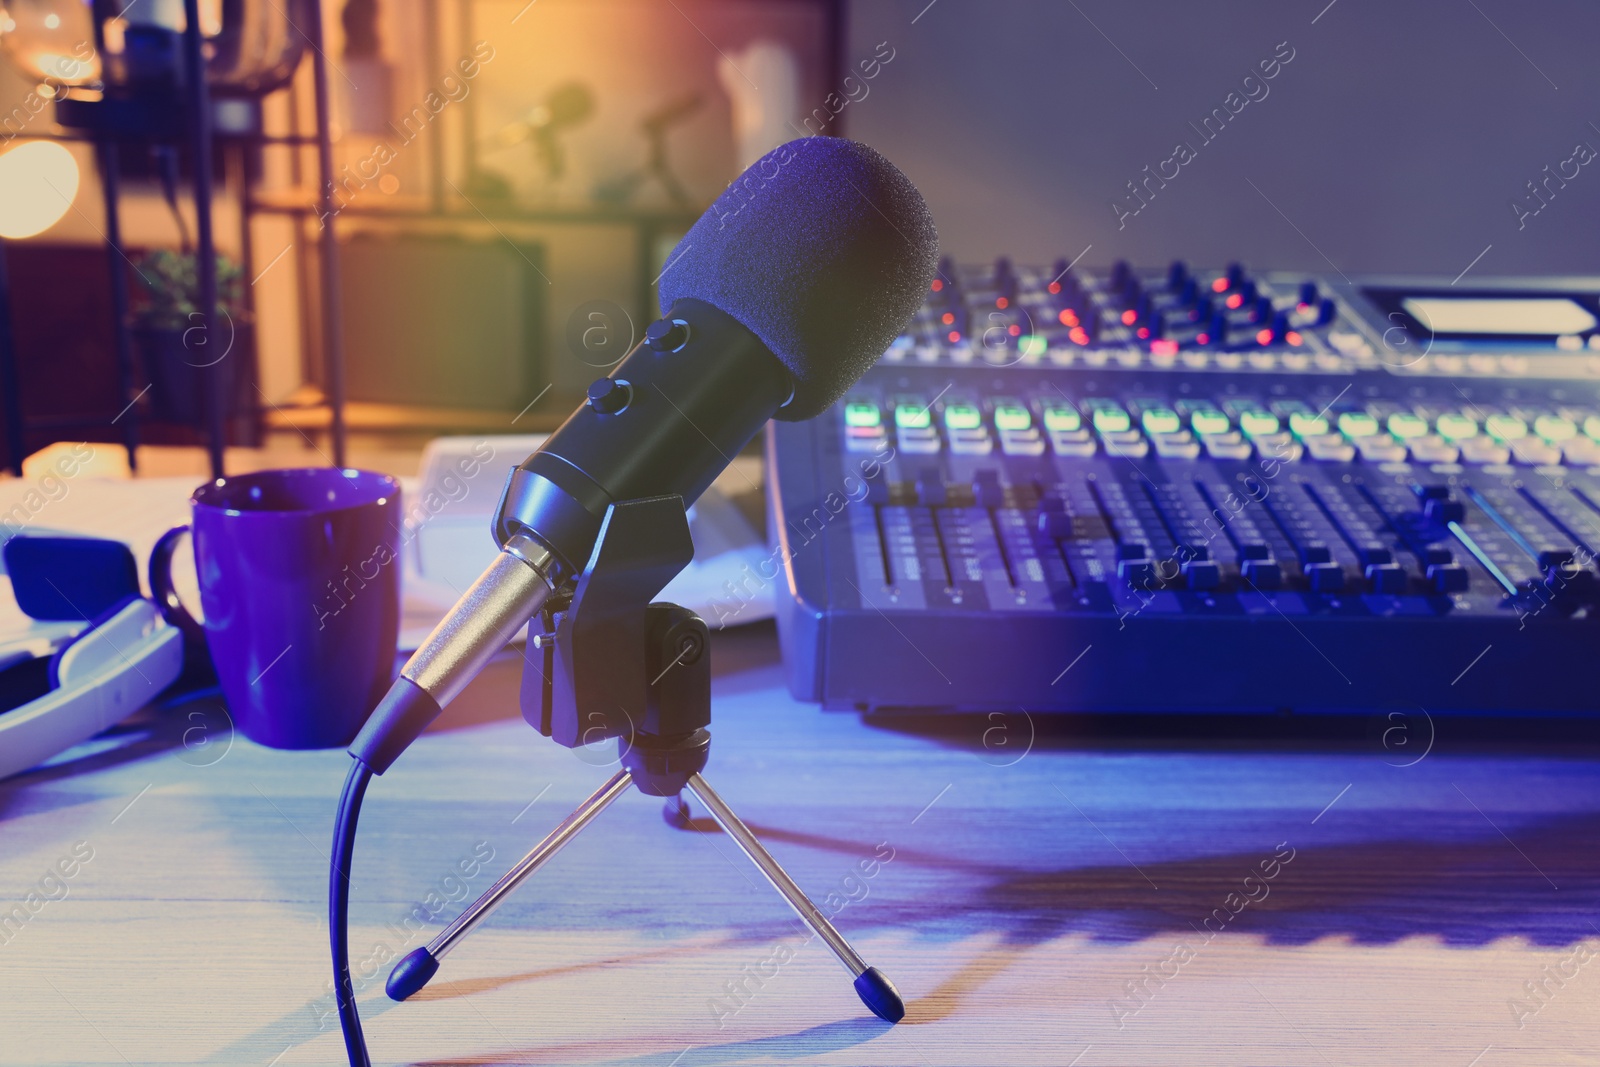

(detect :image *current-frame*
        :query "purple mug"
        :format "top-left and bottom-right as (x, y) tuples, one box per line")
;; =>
(151, 468), (403, 749)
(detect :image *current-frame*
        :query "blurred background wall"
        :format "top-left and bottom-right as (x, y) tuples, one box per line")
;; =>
(847, 0), (1600, 277)
(0, 0), (1594, 460)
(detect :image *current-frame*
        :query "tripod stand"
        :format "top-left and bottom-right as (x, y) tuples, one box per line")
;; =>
(383, 496), (905, 1023)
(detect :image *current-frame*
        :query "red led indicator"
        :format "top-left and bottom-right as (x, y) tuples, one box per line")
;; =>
(1212, 278), (1230, 293)
(1226, 293), (1244, 309)
(1058, 309), (1079, 326)
(1286, 330), (1303, 346)
(948, 331), (961, 342)
(1136, 327), (1149, 339)
(996, 296), (1010, 309)
(1151, 339), (1179, 356)
(930, 279), (944, 292)
(1120, 309), (1138, 325)
(1196, 332), (1210, 344)
(1256, 329), (1273, 345)
(1047, 282), (1062, 294)
(1008, 324), (1021, 336)
(1069, 327), (1089, 345)
(942, 312), (955, 325)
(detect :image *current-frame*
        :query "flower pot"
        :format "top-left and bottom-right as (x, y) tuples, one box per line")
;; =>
(136, 323), (247, 427)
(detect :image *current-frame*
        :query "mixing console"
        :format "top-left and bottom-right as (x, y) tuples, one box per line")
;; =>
(767, 258), (1600, 716)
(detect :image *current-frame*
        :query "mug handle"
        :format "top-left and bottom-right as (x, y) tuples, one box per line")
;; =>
(150, 525), (206, 644)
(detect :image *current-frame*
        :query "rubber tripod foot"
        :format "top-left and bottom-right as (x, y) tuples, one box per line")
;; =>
(662, 794), (692, 829)
(387, 946), (440, 1001)
(853, 966), (905, 1023)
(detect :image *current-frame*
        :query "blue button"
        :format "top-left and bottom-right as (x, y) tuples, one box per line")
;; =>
(1304, 562), (1344, 592)
(1241, 559), (1281, 589)
(1427, 563), (1469, 593)
(1366, 563), (1407, 593)
(1038, 512), (1072, 538)
(1118, 559), (1156, 586)
(1301, 543), (1333, 565)
(1183, 560), (1221, 590)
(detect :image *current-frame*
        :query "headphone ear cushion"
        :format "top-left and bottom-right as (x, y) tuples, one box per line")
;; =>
(0, 655), (54, 715)
(47, 594), (143, 690)
(3, 537), (141, 621)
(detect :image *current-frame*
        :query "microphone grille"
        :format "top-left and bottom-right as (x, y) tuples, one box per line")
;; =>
(659, 137), (939, 420)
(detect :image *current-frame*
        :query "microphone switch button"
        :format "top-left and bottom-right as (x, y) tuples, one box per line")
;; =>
(646, 317), (692, 353)
(587, 377), (632, 415)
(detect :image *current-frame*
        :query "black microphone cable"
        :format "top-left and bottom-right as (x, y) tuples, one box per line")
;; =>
(330, 757), (375, 1067)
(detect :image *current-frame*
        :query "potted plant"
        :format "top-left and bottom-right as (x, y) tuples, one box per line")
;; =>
(130, 249), (250, 427)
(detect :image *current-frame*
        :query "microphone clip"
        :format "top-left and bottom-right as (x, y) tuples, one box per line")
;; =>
(520, 494), (708, 755)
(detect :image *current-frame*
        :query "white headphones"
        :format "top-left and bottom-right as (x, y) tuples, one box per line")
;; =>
(0, 535), (186, 781)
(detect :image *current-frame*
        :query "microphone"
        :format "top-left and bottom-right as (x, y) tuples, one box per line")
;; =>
(348, 136), (938, 774)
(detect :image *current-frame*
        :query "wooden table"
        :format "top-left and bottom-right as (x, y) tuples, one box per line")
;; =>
(3, 621), (1598, 1066)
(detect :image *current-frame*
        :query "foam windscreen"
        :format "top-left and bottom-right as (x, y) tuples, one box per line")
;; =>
(658, 137), (939, 420)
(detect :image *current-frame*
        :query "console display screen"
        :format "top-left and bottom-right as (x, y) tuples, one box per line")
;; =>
(1400, 297), (1596, 337)
(1364, 288), (1600, 347)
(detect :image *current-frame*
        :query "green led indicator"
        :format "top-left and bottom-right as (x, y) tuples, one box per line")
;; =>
(1238, 411), (1279, 436)
(1486, 414), (1528, 440)
(1017, 335), (1047, 358)
(1092, 407), (1131, 433)
(1141, 408), (1181, 435)
(994, 404), (1032, 431)
(1337, 412), (1379, 437)
(1585, 415), (1600, 441)
(1385, 412), (1428, 439)
(1042, 405), (1081, 432)
(1435, 413), (1477, 439)
(1289, 412), (1330, 437)
(894, 403), (931, 430)
(944, 404), (983, 431)
(844, 402), (880, 428)
(1535, 414), (1577, 441)
(1190, 410), (1230, 435)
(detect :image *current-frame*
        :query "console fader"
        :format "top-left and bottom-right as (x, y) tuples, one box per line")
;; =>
(768, 257), (1600, 715)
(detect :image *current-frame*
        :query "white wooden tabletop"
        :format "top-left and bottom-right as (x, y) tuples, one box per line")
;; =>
(3, 623), (1597, 1066)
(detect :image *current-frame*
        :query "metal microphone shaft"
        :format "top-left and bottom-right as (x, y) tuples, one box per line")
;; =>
(399, 532), (556, 706)
(349, 531), (555, 773)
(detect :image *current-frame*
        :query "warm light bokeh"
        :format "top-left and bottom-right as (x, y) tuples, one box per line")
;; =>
(0, 139), (78, 237)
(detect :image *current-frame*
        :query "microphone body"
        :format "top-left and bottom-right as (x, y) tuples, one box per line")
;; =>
(349, 135), (938, 774)
(494, 297), (792, 578)
(352, 299), (792, 771)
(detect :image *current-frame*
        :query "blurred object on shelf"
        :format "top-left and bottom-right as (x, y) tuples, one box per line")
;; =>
(593, 91), (704, 208)
(336, 232), (546, 413)
(718, 39), (800, 171)
(335, 0), (390, 132)
(129, 249), (251, 428)
(485, 80), (594, 181)
(0, 0), (100, 85)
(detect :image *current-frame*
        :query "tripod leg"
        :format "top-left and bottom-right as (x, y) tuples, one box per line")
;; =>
(683, 773), (906, 1023)
(387, 769), (634, 1000)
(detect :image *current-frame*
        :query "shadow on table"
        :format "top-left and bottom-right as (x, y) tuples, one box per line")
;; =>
(407, 1017), (891, 1066)
(0, 686), (233, 821)
(864, 705), (1600, 759)
(668, 802), (1599, 1024)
